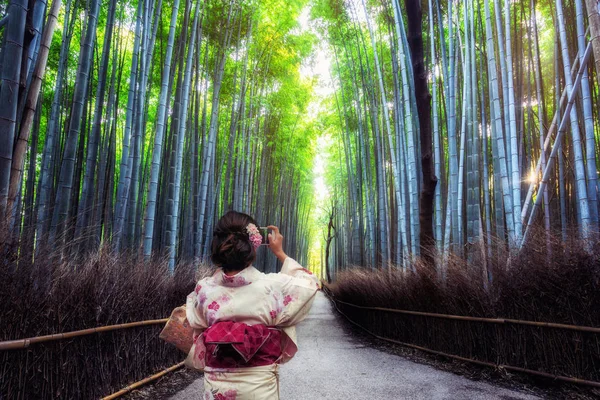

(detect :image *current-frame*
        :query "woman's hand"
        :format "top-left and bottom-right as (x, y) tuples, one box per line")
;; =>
(267, 225), (287, 263)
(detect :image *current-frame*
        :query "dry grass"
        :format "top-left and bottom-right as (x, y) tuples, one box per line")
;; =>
(0, 237), (210, 400)
(327, 230), (600, 385)
(2, 225), (599, 397)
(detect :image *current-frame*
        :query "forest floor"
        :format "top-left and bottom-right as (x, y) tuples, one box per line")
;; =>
(123, 291), (590, 400)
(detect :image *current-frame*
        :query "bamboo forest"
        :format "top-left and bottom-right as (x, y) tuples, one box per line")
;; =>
(1, 0), (600, 274)
(1, 0), (600, 397)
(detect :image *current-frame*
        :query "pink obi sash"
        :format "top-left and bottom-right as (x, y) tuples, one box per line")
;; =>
(203, 321), (282, 368)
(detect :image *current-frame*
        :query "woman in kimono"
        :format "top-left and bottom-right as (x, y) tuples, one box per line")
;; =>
(185, 211), (320, 400)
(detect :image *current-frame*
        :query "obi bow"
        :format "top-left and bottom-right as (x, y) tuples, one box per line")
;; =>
(203, 321), (280, 364)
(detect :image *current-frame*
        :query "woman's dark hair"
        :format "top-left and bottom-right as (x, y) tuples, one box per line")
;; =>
(211, 211), (258, 272)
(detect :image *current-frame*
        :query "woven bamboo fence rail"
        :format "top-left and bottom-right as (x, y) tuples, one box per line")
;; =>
(101, 361), (189, 400)
(0, 318), (169, 351)
(0, 317), (185, 398)
(331, 298), (600, 333)
(322, 287), (600, 389)
(5, 288), (600, 394)
(5, 290), (596, 353)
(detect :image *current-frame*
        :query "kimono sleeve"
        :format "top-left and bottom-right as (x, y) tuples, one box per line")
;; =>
(276, 257), (320, 327)
(185, 284), (208, 330)
(184, 281), (209, 370)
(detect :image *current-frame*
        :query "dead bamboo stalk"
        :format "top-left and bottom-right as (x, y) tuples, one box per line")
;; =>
(101, 361), (189, 400)
(331, 298), (600, 389)
(329, 298), (600, 333)
(0, 318), (169, 351)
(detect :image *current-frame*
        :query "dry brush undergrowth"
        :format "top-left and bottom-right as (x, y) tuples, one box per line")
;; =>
(0, 237), (210, 400)
(328, 230), (600, 386)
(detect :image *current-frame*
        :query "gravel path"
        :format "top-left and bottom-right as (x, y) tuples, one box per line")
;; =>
(170, 292), (541, 400)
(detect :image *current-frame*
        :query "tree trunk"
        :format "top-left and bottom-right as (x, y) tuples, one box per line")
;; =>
(585, 0), (600, 81)
(575, 0), (599, 228)
(75, 0), (117, 244)
(113, 0), (144, 250)
(49, 0), (101, 245)
(142, 0), (181, 258)
(168, 0), (200, 270)
(555, 0), (592, 241)
(404, 0), (437, 264)
(0, 0), (28, 219)
(7, 0), (61, 225)
(34, 0), (73, 249)
(196, 4), (234, 258)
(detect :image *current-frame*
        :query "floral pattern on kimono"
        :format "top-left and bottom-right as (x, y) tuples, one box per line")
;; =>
(185, 257), (319, 400)
(205, 388), (237, 400)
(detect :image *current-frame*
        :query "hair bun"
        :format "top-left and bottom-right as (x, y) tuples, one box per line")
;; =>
(211, 211), (258, 272)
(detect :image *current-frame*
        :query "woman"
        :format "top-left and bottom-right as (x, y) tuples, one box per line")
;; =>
(185, 211), (319, 400)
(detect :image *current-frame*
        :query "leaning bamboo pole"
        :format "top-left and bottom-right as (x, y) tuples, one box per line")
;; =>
(7, 0), (62, 220)
(520, 28), (588, 224)
(522, 42), (594, 246)
(0, 318), (168, 351)
(101, 361), (190, 400)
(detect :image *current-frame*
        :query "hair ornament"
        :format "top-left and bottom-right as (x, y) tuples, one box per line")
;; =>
(246, 223), (262, 249)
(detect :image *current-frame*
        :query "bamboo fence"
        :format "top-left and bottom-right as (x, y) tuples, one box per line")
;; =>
(331, 298), (600, 388)
(0, 318), (169, 351)
(322, 286), (600, 389)
(4, 292), (599, 353)
(4, 288), (600, 395)
(101, 361), (190, 400)
(330, 298), (600, 333)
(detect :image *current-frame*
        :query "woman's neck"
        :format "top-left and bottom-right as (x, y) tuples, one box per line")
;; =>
(223, 268), (245, 276)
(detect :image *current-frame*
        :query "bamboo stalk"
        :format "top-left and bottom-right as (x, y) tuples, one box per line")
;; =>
(522, 42), (594, 247)
(101, 361), (189, 400)
(520, 29), (587, 224)
(329, 297), (600, 334)
(331, 297), (600, 389)
(0, 318), (168, 351)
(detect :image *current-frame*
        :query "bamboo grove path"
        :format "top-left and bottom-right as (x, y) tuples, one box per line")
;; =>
(170, 292), (539, 400)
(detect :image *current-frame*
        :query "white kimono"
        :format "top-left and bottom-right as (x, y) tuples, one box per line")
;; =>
(185, 257), (320, 400)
